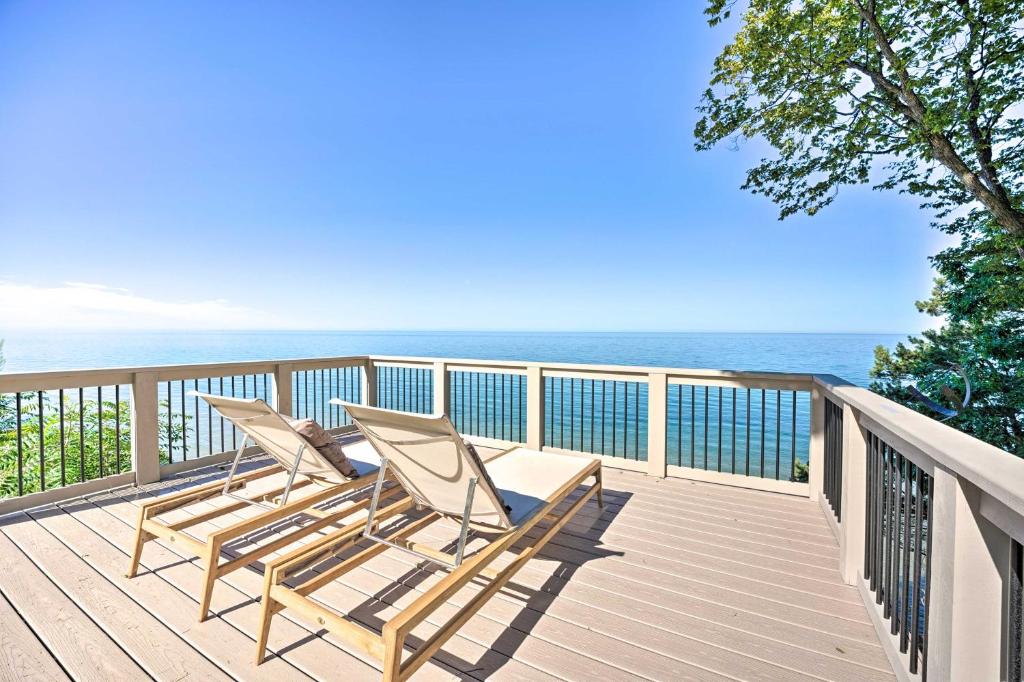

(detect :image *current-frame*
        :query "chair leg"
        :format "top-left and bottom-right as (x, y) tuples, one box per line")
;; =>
(256, 573), (281, 664)
(596, 469), (604, 509)
(197, 540), (221, 622)
(125, 511), (151, 578)
(381, 624), (404, 682)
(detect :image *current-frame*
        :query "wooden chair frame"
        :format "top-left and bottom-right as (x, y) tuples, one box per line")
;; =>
(255, 459), (602, 681)
(126, 457), (383, 621)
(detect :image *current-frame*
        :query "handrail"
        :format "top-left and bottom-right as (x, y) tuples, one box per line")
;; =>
(0, 355), (369, 393)
(368, 354), (816, 383)
(813, 374), (1024, 523)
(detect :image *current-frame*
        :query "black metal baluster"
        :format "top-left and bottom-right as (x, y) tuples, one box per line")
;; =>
(875, 435), (885, 602)
(600, 380), (606, 454)
(16, 393), (23, 495)
(717, 387), (723, 472)
(166, 382), (173, 462)
(760, 390), (766, 477)
(589, 380), (595, 454)
(703, 386), (709, 469)
(207, 378), (213, 456)
(791, 391), (797, 480)
(745, 388), (751, 475)
(37, 392), (45, 491)
(231, 376), (237, 448)
(892, 450), (909, 638)
(569, 378), (575, 451)
(921, 473), (934, 681)
(676, 385), (682, 466)
(117, 385), (123, 473)
(59, 389), (66, 486)
(219, 377), (225, 452)
(77, 387), (85, 481)
(623, 382), (629, 457)
(691, 385), (696, 467)
(884, 447), (896, 619)
(179, 380), (186, 460)
(192, 380), (199, 459)
(909, 463), (924, 673)
(731, 388), (737, 474)
(612, 381), (618, 456)
(901, 460), (915, 653)
(98, 386), (104, 475)
(319, 369), (325, 423)
(634, 381), (640, 460)
(864, 433), (874, 582)
(775, 389), (781, 480)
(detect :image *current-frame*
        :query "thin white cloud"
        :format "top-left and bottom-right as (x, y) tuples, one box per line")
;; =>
(0, 281), (279, 330)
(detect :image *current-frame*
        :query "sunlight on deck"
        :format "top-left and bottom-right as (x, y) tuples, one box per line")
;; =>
(0, 448), (894, 681)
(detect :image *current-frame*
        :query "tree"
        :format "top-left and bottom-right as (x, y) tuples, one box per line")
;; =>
(695, 0), (1024, 454)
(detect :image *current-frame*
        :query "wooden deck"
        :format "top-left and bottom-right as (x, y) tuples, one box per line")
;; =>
(0, 449), (895, 681)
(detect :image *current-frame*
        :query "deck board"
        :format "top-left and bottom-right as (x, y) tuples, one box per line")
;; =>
(0, 452), (895, 681)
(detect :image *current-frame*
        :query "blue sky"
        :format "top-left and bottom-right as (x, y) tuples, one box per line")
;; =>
(0, 1), (946, 333)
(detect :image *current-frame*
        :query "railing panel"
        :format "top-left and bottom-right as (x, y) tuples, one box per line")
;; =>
(376, 365), (432, 415)
(545, 376), (647, 460)
(666, 385), (808, 480)
(1, 384), (131, 498)
(824, 397), (843, 520)
(450, 370), (525, 442)
(293, 365), (363, 426)
(160, 373), (275, 463)
(864, 430), (933, 680)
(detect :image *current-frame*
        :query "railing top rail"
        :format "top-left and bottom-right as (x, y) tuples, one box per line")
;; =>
(368, 354), (816, 384)
(0, 355), (371, 392)
(814, 374), (1024, 522)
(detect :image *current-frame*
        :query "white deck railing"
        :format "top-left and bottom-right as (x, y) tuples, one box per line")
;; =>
(1, 355), (1022, 680)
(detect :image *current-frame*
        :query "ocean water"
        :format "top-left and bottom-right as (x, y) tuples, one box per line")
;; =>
(0, 330), (904, 387)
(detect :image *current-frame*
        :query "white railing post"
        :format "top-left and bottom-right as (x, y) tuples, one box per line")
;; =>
(433, 361), (449, 415)
(272, 363), (293, 417)
(130, 370), (161, 485)
(526, 365), (544, 450)
(838, 404), (867, 584)
(925, 470), (1007, 680)
(362, 359), (378, 407)
(647, 373), (667, 477)
(809, 383), (825, 501)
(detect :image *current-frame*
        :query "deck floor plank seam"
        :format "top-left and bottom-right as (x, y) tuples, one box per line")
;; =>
(0, 454), (895, 682)
(126, 472), (637, 682)
(402, 515), (893, 681)
(4, 508), (233, 682)
(0, 526), (152, 681)
(0, 587), (72, 682)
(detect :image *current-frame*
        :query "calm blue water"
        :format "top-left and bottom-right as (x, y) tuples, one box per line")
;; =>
(0, 330), (902, 387)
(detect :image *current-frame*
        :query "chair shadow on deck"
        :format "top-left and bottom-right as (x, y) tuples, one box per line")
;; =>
(261, 484), (629, 678)
(74, 451), (627, 677)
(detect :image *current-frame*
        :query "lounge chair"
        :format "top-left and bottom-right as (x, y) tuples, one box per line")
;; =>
(255, 401), (602, 680)
(126, 393), (387, 621)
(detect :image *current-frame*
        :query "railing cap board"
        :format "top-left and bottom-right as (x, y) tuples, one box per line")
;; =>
(0, 356), (369, 392)
(368, 355), (815, 384)
(813, 374), (1024, 523)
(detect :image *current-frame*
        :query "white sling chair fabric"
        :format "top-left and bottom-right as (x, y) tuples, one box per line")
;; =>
(339, 402), (597, 530)
(340, 402), (513, 529)
(194, 394), (380, 486)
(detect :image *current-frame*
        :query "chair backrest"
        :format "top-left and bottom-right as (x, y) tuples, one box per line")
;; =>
(194, 393), (350, 484)
(339, 402), (512, 529)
